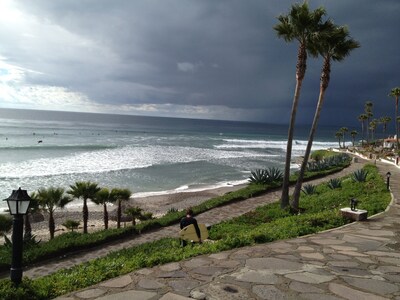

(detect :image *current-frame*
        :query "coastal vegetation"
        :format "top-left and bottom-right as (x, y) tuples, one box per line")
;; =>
(0, 164), (390, 299)
(0, 152), (350, 271)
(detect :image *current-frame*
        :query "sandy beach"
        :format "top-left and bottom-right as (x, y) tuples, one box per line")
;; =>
(24, 183), (247, 242)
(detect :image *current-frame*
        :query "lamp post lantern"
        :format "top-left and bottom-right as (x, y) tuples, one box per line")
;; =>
(3, 187), (31, 285)
(386, 172), (391, 191)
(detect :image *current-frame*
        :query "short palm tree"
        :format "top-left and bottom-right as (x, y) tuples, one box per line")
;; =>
(274, 2), (326, 209)
(358, 114), (368, 146)
(24, 192), (40, 239)
(335, 131), (343, 148)
(34, 187), (72, 239)
(291, 23), (359, 210)
(68, 181), (101, 234)
(389, 87), (400, 148)
(111, 188), (132, 228)
(93, 188), (115, 229)
(125, 206), (143, 226)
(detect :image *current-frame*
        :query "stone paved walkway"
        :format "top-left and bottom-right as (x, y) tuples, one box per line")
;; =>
(20, 157), (400, 299)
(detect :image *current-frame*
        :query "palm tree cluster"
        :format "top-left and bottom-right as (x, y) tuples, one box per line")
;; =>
(274, 2), (360, 211)
(27, 181), (150, 240)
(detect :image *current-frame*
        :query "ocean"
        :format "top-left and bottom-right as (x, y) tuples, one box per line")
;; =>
(0, 108), (338, 212)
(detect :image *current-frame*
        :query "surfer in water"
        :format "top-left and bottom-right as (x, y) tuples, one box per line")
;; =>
(180, 207), (202, 246)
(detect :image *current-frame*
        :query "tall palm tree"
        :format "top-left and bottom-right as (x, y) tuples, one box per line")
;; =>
(369, 119), (378, 142)
(92, 188), (115, 229)
(111, 188), (132, 228)
(350, 130), (358, 146)
(358, 114), (368, 146)
(274, 2), (326, 209)
(340, 127), (349, 148)
(291, 24), (359, 210)
(380, 116), (391, 138)
(365, 101), (373, 143)
(34, 187), (72, 239)
(389, 87), (400, 148)
(68, 181), (100, 234)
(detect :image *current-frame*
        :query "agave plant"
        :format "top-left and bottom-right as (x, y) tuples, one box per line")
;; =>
(328, 178), (342, 189)
(249, 169), (269, 184)
(265, 167), (283, 183)
(302, 183), (317, 195)
(352, 169), (369, 182)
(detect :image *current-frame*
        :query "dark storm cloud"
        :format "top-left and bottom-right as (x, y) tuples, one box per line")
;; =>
(3, 0), (400, 125)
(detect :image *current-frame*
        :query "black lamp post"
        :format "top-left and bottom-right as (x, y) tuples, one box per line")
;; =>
(3, 188), (31, 285)
(386, 172), (391, 191)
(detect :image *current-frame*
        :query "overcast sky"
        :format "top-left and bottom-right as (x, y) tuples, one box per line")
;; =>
(0, 0), (399, 126)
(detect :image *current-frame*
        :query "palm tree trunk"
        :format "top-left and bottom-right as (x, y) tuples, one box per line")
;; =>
(396, 97), (399, 149)
(117, 200), (121, 228)
(281, 43), (307, 209)
(103, 203), (108, 229)
(83, 199), (88, 234)
(24, 214), (32, 239)
(292, 57), (330, 210)
(49, 211), (55, 239)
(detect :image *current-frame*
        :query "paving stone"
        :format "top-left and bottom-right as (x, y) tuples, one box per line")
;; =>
(190, 290), (207, 300)
(377, 257), (400, 265)
(159, 292), (192, 300)
(300, 293), (343, 300)
(310, 238), (346, 245)
(75, 288), (106, 299)
(245, 257), (303, 273)
(213, 259), (241, 268)
(168, 279), (200, 294)
(229, 268), (279, 284)
(357, 229), (395, 237)
(136, 268), (153, 275)
(157, 270), (187, 278)
(202, 283), (253, 300)
(337, 250), (368, 257)
(138, 278), (165, 289)
(192, 266), (229, 276)
(100, 275), (132, 288)
(376, 265), (400, 273)
(97, 290), (157, 300)
(366, 251), (400, 258)
(329, 245), (359, 251)
(328, 266), (372, 277)
(382, 274), (400, 283)
(343, 276), (399, 295)
(289, 281), (324, 294)
(297, 246), (315, 251)
(329, 254), (352, 260)
(300, 252), (325, 260)
(342, 234), (383, 250)
(252, 285), (289, 300)
(209, 252), (229, 260)
(328, 261), (359, 267)
(275, 254), (298, 261)
(329, 282), (389, 300)
(355, 257), (375, 264)
(184, 258), (210, 268)
(160, 262), (181, 271)
(285, 272), (335, 284)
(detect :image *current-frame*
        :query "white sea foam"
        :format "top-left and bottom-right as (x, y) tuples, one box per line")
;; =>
(0, 145), (272, 179)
